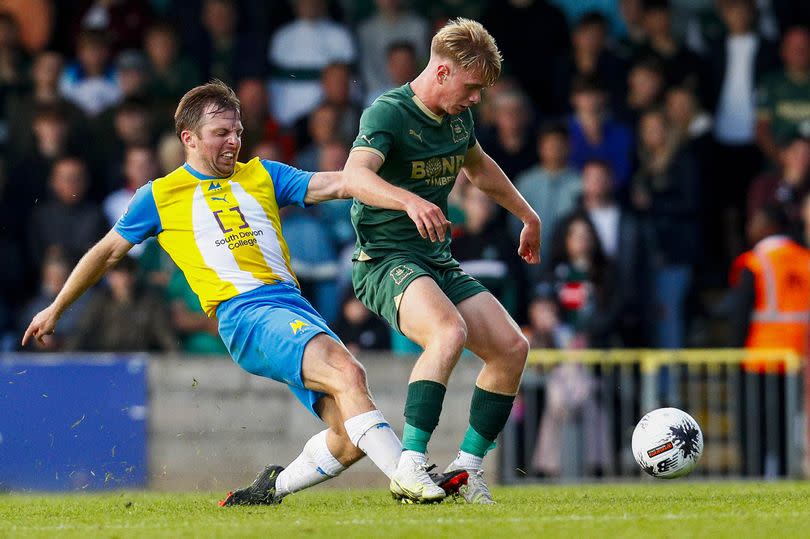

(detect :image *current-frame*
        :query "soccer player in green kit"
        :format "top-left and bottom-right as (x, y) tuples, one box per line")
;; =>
(346, 18), (541, 504)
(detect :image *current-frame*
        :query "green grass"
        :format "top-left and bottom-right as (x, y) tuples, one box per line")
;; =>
(2, 482), (810, 538)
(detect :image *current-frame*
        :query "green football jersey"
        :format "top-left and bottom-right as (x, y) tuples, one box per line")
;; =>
(350, 83), (477, 261)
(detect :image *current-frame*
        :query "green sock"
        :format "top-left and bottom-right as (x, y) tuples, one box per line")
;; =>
(460, 386), (516, 457)
(401, 424), (432, 454)
(459, 425), (495, 457)
(401, 380), (446, 453)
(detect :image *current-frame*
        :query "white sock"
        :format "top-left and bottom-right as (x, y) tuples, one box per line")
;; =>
(400, 449), (427, 467)
(275, 430), (346, 499)
(343, 410), (402, 478)
(452, 450), (483, 471)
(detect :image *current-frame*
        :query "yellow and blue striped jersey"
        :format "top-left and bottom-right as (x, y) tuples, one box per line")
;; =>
(114, 158), (313, 316)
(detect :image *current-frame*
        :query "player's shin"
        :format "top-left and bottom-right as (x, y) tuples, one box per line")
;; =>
(454, 386), (516, 470)
(343, 409), (402, 478)
(401, 380), (446, 465)
(274, 429), (347, 499)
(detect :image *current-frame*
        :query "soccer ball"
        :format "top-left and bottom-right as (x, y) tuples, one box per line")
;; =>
(632, 407), (703, 479)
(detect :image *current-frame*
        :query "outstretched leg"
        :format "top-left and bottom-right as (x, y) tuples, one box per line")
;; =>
(272, 395), (363, 500)
(222, 334), (408, 505)
(300, 334), (404, 479)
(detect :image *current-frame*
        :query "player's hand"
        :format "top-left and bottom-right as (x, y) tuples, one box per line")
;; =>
(22, 304), (60, 347)
(518, 216), (541, 264)
(404, 196), (452, 242)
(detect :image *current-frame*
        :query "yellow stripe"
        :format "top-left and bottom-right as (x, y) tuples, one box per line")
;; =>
(525, 348), (800, 374)
(244, 161), (300, 288)
(152, 171), (239, 316)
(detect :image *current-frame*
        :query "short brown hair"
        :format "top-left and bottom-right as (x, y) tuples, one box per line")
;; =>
(431, 18), (502, 87)
(174, 79), (241, 138)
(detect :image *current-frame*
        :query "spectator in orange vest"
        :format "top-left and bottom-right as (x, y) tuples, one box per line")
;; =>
(728, 204), (810, 373)
(725, 203), (810, 477)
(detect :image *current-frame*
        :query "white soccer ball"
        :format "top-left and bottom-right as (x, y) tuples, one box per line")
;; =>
(632, 407), (703, 479)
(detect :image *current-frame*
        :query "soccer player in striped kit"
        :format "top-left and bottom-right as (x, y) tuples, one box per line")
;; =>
(23, 80), (466, 505)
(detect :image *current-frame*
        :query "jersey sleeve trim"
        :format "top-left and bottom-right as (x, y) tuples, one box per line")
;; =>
(349, 146), (386, 162)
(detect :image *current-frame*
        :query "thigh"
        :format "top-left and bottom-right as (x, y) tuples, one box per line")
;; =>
(352, 256), (432, 333)
(456, 291), (523, 361)
(218, 295), (339, 416)
(398, 275), (464, 348)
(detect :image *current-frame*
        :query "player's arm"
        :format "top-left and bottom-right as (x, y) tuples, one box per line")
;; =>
(462, 142), (541, 264)
(305, 151), (451, 242)
(22, 229), (134, 346)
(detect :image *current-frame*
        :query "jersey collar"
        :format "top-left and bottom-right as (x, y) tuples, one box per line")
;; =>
(183, 162), (230, 180)
(407, 83), (443, 124)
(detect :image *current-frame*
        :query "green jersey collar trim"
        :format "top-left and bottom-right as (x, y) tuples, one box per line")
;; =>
(407, 84), (443, 124)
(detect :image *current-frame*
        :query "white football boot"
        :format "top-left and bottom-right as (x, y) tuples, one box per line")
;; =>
(390, 453), (446, 504)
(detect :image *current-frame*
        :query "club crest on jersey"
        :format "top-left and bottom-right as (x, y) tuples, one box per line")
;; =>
(449, 118), (468, 143)
(290, 319), (310, 335)
(207, 181), (222, 191)
(389, 265), (414, 285)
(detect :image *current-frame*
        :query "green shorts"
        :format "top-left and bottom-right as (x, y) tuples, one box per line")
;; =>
(352, 254), (488, 334)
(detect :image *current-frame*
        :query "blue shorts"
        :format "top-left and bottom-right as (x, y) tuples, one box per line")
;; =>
(216, 282), (339, 416)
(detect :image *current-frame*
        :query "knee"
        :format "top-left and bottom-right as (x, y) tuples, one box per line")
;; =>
(503, 331), (529, 373)
(513, 332), (530, 362)
(333, 354), (369, 395)
(431, 316), (468, 355)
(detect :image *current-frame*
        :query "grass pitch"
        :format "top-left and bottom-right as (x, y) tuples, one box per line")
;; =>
(2, 482), (810, 538)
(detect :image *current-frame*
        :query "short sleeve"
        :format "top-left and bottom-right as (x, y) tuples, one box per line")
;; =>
(114, 183), (162, 244)
(351, 98), (400, 162)
(262, 160), (314, 208)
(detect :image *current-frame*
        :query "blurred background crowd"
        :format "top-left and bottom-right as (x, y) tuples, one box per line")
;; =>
(2, 0), (810, 358)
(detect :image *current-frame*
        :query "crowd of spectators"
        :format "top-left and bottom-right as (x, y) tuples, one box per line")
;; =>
(2, 0), (810, 357)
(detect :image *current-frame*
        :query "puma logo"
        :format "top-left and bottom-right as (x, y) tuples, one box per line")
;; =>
(211, 195), (227, 202)
(360, 134), (375, 144)
(409, 129), (423, 143)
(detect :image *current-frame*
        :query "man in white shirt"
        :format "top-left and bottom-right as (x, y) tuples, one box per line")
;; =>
(267, 0), (356, 126)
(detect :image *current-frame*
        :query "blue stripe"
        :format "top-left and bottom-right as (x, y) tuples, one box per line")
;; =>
(315, 466), (328, 476)
(183, 162), (226, 180)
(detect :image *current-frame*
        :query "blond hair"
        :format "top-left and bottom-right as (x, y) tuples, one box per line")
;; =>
(431, 18), (502, 86)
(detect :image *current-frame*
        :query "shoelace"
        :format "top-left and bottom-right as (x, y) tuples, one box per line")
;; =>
(468, 469), (493, 499)
(411, 461), (437, 485)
